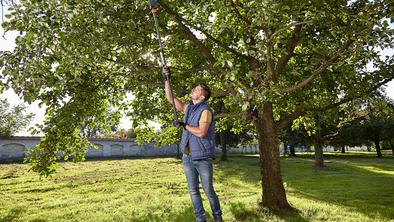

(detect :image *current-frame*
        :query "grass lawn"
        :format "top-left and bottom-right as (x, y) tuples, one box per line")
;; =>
(0, 151), (393, 222)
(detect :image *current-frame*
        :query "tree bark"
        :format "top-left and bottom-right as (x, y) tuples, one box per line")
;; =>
(374, 140), (382, 157)
(314, 143), (324, 168)
(341, 145), (345, 153)
(255, 102), (292, 210)
(289, 144), (296, 157)
(391, 144), (394, 156)
(312, 113), (325, 168)
(220, 132), (227, 161)
(288, 132), (297, 157)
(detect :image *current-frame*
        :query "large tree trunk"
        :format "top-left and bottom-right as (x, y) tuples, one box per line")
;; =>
(289, 144), (296, 157)
(314, 143), (324, 168)
(391, 144), (394, 156)
(220, 132), (227, 161)
(288, 133), (297, 157)
(374, 140), (382, 157)
(341, 145), (345, 153)
(255, 103), (292, 210)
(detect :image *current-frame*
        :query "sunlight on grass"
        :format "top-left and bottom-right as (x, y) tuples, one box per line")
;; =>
(0, 154), (393, 221)
(351, 165), (394, 176)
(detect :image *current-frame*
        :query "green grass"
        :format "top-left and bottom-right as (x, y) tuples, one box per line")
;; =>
(0, 152), (393, 222)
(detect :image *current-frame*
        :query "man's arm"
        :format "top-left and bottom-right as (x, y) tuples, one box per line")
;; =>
(184, 110), (212, 138)
(165, 80), (187, 112)
(185, 122), (210, 138)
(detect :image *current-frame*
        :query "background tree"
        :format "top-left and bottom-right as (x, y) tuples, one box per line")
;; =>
(81, 109), (122, 138)
(1, 0), (393, 210)
(279, 123), (314, 157)
(350, 97), (394, 157)
(328, 100), (368, 152)
(294, 103), (367, 168)
(292, 111), (336, 168)
(0, 98), (34, 136)
(329, 96), (394, 156)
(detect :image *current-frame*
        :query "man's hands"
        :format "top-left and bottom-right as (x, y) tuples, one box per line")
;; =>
(173, 120), (187, 130)
(162, 65), (171, 79)
(173, 120), (210, 138)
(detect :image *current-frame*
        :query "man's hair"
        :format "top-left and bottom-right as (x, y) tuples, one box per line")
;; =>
(199, 84), (211, 101)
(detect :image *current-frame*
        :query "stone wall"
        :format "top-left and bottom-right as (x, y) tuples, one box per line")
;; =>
(0, 136), (371, 162)
(0, 136), (177, 162)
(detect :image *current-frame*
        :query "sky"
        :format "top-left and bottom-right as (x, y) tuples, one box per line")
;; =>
(0, 8), (394, 136)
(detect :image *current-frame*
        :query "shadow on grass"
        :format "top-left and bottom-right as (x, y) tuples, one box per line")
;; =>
(172, 206), (197, 222)
(218, 154), (394, 220)
(118, 206), (195, 222)
(83, 155), (182, 162)
(0, 208), (25, 222)
(229, 201), (262, 221)
(16, 186), (63, 194)
(292, 151), (394, 160)
(229, 201), (308, 222)
(282, 155), (394, 220)
(215, 154), (261, 185)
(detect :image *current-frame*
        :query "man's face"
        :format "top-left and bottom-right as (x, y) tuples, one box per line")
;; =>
(189, 85), (205, 101)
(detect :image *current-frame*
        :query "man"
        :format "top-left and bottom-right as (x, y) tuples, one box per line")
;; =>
(164, 80), (223, 222)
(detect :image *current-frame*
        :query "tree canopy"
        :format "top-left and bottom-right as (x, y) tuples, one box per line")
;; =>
(336, 96), (394, 156)
(0, 98), (34, 136)
(1, 0), (393, 210)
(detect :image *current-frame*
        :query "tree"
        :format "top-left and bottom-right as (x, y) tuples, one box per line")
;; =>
(355, 97), (394, 157)
(294, 103), (367, 168)
(215, 99), (256, 160)
(81, 109), (122, 138)
(0, 98), (34, 136)
(278, 123), (312, 157)
(326, 100), (368, 153)
(1, 0), (393, 210)
(330, 96), (394, 157)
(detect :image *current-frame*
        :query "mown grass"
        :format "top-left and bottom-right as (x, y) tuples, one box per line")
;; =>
(0, 152), (393, 222)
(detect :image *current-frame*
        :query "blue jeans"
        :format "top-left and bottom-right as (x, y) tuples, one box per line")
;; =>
(182, 154), (222, 222)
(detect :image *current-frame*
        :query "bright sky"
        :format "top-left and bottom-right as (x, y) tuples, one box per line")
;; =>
(1, 9), (394, 136)
(0, 29), (133, 135)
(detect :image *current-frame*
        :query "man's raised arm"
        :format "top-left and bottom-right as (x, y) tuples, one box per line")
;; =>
(164, 80), (187, 113)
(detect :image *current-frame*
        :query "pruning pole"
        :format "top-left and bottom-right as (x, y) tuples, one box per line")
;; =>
(148, 0), (179, 124)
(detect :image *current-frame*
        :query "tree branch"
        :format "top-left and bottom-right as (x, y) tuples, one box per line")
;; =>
(229, 0), (251, 27)
(168, 65), (206, 73)
(273, 23), (303, 80)
(275, 77), (394, 130)
(212, 88), (236, 98)
(269, 21), (312, 41)
(274, 39), (354, 95)
(159, 1), (217, 67)
(161, 1), (251, 61)
(266, 40), (275, 81)
(216, 112), (243, 119)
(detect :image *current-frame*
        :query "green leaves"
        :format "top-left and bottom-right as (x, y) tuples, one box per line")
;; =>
(0, 98), (34, 136)
(1, 0), (393, 176)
